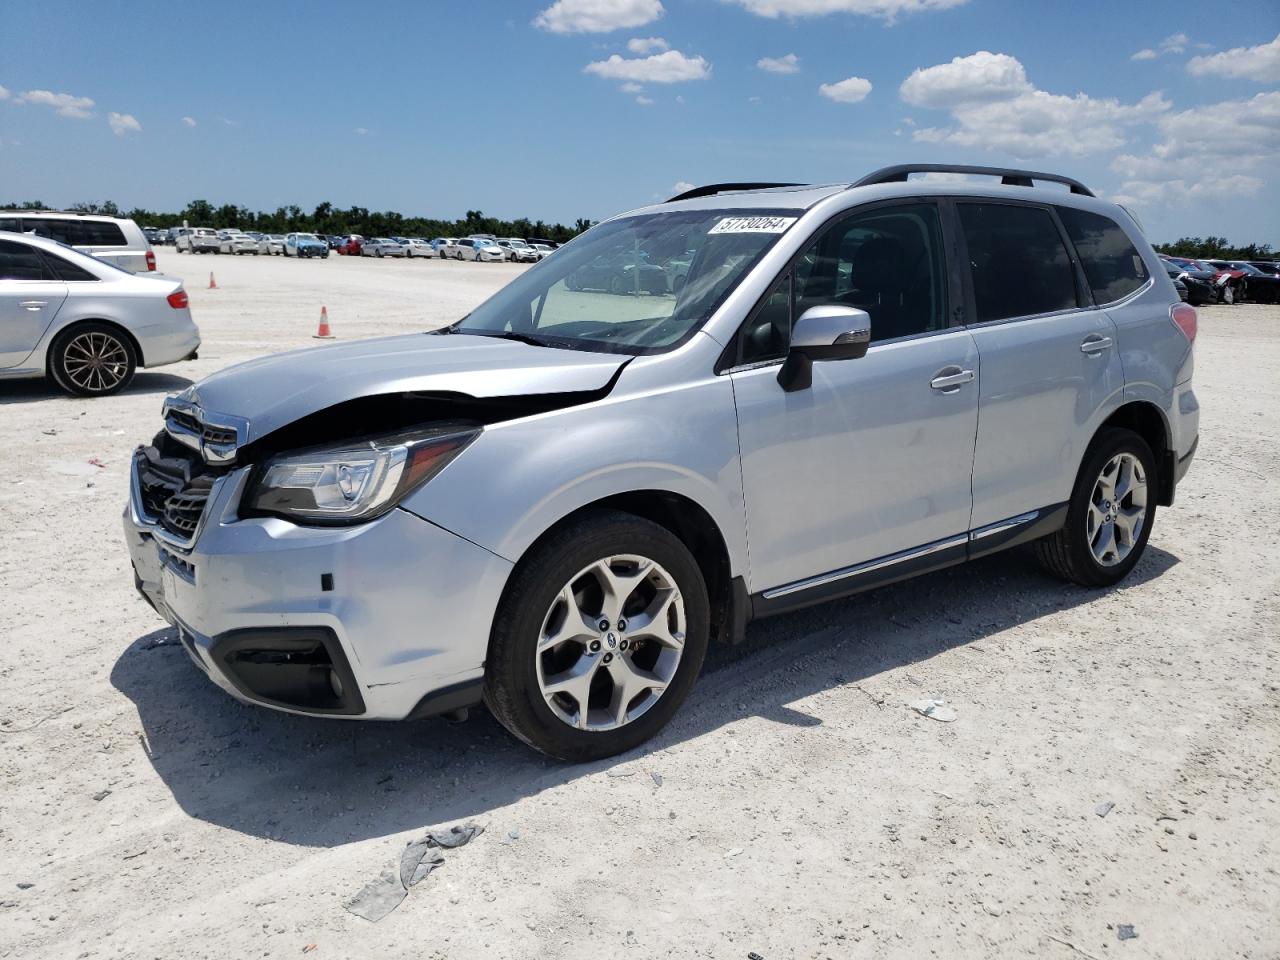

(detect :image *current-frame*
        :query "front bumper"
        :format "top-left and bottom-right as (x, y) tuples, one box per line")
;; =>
(124, 462), (512, 719)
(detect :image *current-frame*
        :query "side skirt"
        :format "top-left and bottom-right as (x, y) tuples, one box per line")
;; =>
(748, 503), (1068, 620)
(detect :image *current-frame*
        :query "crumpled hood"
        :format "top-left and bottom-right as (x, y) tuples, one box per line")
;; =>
(180, 333), (626, 443)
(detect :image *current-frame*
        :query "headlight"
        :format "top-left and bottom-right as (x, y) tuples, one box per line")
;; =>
(245, 424), (479, 524)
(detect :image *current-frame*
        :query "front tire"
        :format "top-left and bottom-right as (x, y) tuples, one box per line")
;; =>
(49, 322), (138, 397)
(1034, 428), (1157, 587)
(484, 510), (710, 762)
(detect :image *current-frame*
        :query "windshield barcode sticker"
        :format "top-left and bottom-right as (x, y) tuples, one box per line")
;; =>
(708, 216), (797, 235)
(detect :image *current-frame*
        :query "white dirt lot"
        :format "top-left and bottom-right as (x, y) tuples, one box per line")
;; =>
(1, 250), (1277, 960)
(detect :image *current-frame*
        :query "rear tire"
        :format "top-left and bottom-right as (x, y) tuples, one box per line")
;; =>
(484, 509), (710, 762)
(1034, 428), (1157, 587)
(48, 322), (138, 397)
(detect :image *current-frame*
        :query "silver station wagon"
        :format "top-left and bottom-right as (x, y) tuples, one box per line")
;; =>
(124, 164), (1199, 761)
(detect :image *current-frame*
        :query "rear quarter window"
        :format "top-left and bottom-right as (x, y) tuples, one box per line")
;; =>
(958, 203), (1079, 323)
(1057, 207), (1148, 304)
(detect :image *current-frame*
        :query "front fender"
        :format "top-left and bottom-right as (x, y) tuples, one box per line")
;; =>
(398, 372), (747, 576)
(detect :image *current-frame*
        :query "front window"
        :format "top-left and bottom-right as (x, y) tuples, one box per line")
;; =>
(453, 208), (800, 355)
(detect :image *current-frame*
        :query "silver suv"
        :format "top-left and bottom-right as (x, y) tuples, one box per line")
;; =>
(124, 165), (1199, 761)
(0, 210), (155, 273)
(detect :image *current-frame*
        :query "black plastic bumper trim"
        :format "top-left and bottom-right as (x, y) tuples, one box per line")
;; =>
(405, 677), (484, 721)
(209, 626), (366, 716)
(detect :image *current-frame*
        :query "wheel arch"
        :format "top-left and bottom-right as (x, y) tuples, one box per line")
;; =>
(503, 489), (744, 646)
(46, 317), (146, 372)
(1096, 400), (1173, 505)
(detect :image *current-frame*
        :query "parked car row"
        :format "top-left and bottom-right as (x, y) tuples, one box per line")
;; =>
(148, 225), (561, 264)
(1160, 255), (1280, 305)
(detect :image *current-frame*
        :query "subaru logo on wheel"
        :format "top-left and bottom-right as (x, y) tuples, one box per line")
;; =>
(607, 633), (617, 648)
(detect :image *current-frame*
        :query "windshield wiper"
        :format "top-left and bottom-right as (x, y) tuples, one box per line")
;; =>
(470, 330), (553, 348)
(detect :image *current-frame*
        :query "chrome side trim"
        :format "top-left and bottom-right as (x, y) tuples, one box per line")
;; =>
(761, 534), (970, 601)
(969, 510), (1040, 542)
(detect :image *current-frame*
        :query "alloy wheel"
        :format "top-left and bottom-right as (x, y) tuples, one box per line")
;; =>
(535, 554), (685, 731)
(1087, 452), (1148, 567)
(62, 331), (130, 393)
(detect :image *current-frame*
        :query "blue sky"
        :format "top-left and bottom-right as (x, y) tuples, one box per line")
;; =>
(1, 0), (1277, 244)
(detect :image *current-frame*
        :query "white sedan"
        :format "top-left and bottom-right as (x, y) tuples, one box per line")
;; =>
(362, 238), (407, 258)
(404, 238), (435, 258)
(0, 231), (200, 396)
(258, 234), (286, 255)
(457, 238), (505, 262)
(217, 231), (259, 255)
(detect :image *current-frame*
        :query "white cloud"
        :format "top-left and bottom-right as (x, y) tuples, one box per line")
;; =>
(0, 85), (9, 100)
(15, 89), (96, 119)
(627, 36), (668, 53)
(900, 51), (1028, 108)
(1110, 91), (1279, 207)
(819, 76), (872, 103)
(757, 53), (800, 74)
(1187, 33), (1280, 83)
(107, 112), (141, 136)
(672, 180), (696, 194)
(900, 51), (1170, 157)
(354, 127), (369, 135)
(181, 116), (196, 127)
(636, 95), (655, 105)
(584, 49), (710, 83)
(535, 0), (663, 34)
(726, 0), (966, 22)
(1132, 33), (1193, 62)
(620, 81), (644, 93)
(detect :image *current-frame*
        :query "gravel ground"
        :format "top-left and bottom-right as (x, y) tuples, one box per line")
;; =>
(0, 250), (1277, 960)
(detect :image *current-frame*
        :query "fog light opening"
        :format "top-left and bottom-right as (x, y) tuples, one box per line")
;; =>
(328, 668), (344, 700)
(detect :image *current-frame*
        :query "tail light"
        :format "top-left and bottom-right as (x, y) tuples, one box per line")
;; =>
(1170, 303), (1197, 344)
(145, 249), (156, 271)
(167, 289), (189, 310)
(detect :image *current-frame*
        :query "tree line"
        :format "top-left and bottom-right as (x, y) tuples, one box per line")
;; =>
(4, 199), (1274, 259)
(2, 199), (593, 244)
(1154, 237), (1275, 261)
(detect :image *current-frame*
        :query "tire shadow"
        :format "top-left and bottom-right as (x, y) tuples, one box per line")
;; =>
(0, 371), (193, 405)
(109, 543), (1179, 847)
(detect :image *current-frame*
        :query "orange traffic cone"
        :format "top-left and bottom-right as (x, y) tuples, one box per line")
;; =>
(313, 305), (335, 339)
(208, 272), (217, 290)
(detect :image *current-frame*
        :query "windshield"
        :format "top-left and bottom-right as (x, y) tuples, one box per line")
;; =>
(453, 208), (800, 354)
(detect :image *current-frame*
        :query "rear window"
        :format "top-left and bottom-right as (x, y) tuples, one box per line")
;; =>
(1057, 207), (1148, 304)
(958, 203), (1079, 323)
(0, 239), (49, 280)
(41, 250), (99, 281)
(5, 217), (129, 247)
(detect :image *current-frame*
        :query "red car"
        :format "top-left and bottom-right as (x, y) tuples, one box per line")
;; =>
(336, 235), (365, 256)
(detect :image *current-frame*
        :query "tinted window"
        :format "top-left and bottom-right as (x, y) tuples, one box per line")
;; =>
(734, 202), (948, 365)
(41, 250), (99, 282)
(959, 204), (1078, 322)
(0, 239), (50, 280)
(1058, 207), (1148, 303)
(21, 218), (127, 246)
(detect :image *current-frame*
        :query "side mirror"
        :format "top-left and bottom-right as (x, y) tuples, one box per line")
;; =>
(778, 305), (872, 392)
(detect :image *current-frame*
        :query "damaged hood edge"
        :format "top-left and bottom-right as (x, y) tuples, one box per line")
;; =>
(175, 333), (629, 444)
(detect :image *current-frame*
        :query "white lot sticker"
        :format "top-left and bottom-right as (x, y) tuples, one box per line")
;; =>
(708, 216), (798, 235)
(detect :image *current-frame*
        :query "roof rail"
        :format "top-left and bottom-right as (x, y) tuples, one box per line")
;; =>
(667, 182), (804, 203)
(852, 164), (1095, 197)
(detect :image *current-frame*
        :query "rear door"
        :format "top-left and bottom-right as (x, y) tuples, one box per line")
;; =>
(957, 200), (1125, 531)
(0, 239), (68, 368)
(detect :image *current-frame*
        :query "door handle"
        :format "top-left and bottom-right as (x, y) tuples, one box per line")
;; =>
(930, 367), (975, 392)
(1080, 335), (1113, 354)
(19, 300), (48, 310)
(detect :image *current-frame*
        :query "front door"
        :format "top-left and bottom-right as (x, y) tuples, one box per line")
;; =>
(730, 201), (980, 595)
